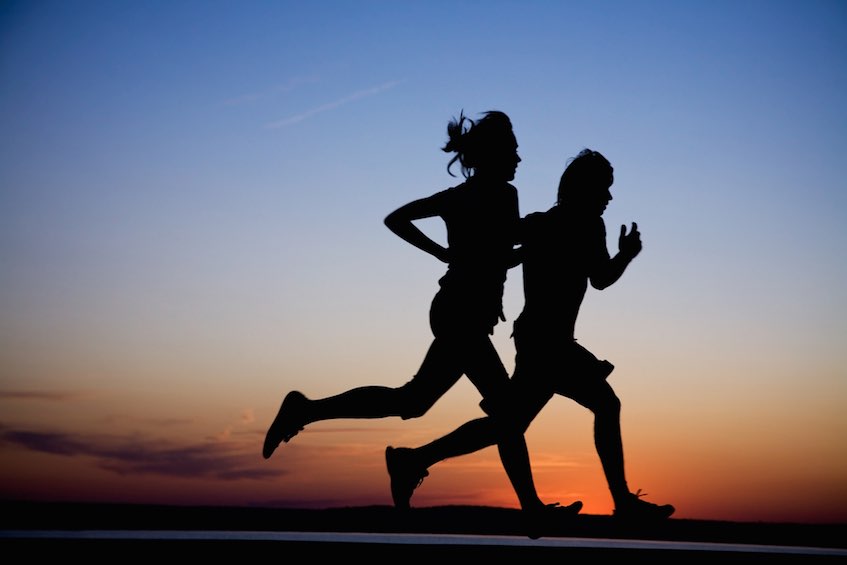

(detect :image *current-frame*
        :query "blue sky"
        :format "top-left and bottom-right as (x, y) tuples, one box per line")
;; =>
(1, 1), (845, 521)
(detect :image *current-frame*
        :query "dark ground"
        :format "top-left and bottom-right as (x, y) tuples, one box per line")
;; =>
(2, 501), (845, 562)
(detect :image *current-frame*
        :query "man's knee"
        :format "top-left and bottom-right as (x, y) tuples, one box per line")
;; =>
(593, 390), (621, 417)
(607, 392), (621, 414)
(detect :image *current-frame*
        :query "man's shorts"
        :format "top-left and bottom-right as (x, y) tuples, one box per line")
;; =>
(511, 317), (614, 397)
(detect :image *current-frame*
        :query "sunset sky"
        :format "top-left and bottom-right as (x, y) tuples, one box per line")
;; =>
(1, 1), (845, 525)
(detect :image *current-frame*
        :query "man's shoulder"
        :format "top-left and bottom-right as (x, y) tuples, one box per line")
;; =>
(519, 209), (557, 245)
(522, 207), (556, 227)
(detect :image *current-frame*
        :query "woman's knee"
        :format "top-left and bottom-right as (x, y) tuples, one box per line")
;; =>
(395, 382), (438, 420)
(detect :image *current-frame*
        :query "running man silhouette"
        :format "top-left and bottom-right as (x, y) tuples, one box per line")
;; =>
(263, 112), (578, 520)
(384, 149), (674, 528)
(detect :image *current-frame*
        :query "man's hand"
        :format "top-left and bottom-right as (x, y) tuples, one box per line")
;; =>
(619, 222), (642, 259)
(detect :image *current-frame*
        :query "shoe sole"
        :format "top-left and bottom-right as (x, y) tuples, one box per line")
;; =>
(525, 500), (583, 540)
(614, 506), (675, 520)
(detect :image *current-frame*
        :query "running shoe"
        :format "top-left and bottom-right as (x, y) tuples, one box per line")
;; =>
(262, 390), (308, 459)
(613, 489), (675, 520)
(385, 446), (428, 510)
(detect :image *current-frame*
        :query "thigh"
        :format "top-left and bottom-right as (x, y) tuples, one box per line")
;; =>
(554, 343), (616, 410)
(430, 286), (499, 338)
(461, 334), (510, 399)
(401, 338), (466, 405)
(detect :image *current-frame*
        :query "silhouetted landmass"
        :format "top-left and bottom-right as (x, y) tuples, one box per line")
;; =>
(2, 500), (844, 550)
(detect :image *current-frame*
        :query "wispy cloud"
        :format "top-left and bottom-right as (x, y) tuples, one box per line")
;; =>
(99, 413), (193, 429)
(0, 390), (88, 402)
(265, 79), (405, 129)
(0, 424), (282, 481)
(222, 75), (320, 106)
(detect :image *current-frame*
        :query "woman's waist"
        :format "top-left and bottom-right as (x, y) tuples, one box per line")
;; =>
(513, 311), (576, 339)
(438, 268), (507, 289)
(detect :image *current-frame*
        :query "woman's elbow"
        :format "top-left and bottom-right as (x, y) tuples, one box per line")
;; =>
(384, 210), (402, 230)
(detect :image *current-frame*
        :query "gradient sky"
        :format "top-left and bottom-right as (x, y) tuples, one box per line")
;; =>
(1, 1), (845, 525)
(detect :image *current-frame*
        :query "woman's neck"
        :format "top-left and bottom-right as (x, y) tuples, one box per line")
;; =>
(471, 171), (508, 184)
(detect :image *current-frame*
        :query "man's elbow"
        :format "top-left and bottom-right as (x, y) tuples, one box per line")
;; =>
(590, 277), (612, 290)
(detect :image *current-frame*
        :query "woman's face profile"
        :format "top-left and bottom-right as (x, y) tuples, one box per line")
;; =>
(483, 133), (520, 181)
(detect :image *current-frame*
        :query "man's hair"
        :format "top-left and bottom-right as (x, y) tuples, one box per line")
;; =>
(557, 149), (613, 205)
